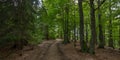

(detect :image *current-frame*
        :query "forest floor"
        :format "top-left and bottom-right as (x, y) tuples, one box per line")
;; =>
(0, 39), (120, 60)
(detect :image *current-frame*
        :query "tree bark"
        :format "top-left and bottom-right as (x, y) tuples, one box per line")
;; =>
(98, 0), (105, 48)
(63, 5), (70, 44)
(85, 23), (88, 44)
(89, 0), (97, 54)
(78, 0), (88, 52)
(73, 0), (76, 47)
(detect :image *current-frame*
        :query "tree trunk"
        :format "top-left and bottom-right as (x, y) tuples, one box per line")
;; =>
(119, 23), (120, 50)
(45, 25), (49, 40)
(63, 5), (70, 44)
(108, 0), (114, 48)
(73, 0), (76, 47)
(89, 0), (97, 54)
(78, 0), (88, 52)
(98, 0), (105, 48)
(85, 23), (88, 44)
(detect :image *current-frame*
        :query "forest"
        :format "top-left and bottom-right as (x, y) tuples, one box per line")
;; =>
(0, 0), (120, 60)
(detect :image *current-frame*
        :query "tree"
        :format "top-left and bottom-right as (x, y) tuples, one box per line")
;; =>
(108, 0), (114, 48)
(78, 0), (88, 52)
(89, 0), (97, 54)
(0, 0), (40, 49)
(97, 0), (105, 48)
(73, 0), (77, 46)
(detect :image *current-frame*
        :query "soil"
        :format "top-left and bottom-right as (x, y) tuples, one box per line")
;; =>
(0, 39), (120, 60)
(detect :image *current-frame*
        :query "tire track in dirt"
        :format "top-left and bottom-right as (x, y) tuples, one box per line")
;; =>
(35, 41), (55, 60)
(40, 40), (69, 60)
(57, 42), (70, 60)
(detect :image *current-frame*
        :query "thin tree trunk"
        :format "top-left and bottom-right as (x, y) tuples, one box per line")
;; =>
(77, 27), (79, 40)
(98, 0), (105, 48)
(108, 0), (114, 48)
(45, 25), (49, 40)
(73, 0), (76, 46)
(85, 23), (88, 44)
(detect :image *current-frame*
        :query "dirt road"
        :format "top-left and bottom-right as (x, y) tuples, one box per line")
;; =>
(3, 39), (120, 60)
(5, 39), (69, 60)
(41, 40), (68, 60)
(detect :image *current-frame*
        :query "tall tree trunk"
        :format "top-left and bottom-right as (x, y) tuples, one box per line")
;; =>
(13, 2), (28, 49)
(73, 0), (76, 46)
(63, 5), (70, 44)
(78, 0), (88, 52)
(98, 0), (105, 48)
(89, 0), (97, 54)
(77, 27), (79, 40)
(108, 0), (114, 48)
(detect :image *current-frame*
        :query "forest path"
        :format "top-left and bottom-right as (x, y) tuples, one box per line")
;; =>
(5, 39), (70, 60)
(4, 39), (120, 60)
(39, 39), (68, 60)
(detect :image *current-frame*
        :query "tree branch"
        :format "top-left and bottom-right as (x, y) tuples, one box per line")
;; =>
(95, 0), (106, 11)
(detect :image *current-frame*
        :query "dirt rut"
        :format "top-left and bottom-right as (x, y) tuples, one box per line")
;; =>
(41, 40), (68, 60)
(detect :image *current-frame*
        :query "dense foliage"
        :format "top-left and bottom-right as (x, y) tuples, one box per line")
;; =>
(0, 0), (120, 54)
